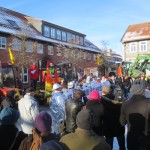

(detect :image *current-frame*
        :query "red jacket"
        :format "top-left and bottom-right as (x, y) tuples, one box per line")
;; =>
(28, 65), (39, 80)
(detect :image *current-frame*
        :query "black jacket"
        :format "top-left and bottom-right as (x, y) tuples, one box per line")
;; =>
(86, 100), (104, 135)
(65, 99), (83, 133)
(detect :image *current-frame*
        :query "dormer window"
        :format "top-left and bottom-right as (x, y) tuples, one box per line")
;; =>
(7, 20), (19, 28)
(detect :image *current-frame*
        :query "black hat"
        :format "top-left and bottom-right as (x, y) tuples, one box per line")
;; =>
(25, 87), (35, 94)
(76, 109), (93, 130)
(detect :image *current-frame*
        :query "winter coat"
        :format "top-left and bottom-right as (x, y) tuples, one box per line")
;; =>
(86, 100), (104, 135)
(18, 128), (57, 150)
(0, 124), (26, 150)
(49, 91), (66, 134)
(120, 95), (150, 150)
(65, 99), (83, 133)
(18, 94), (39, 134)
(101, 93), (125, 137)
(60, 128), (111, 150)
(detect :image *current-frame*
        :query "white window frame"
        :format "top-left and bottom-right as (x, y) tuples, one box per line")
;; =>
(37, 44), (43, 54)
(140, 41), (147, 52)
(93, 54), (97, 61)
(12, 38), (21, 51)
(51, 28), (56, 38)
(62, 31), (67, 41)
(22, 67), (28, 83)
(25, 41), (33, 52)
(0, 37), (7, 49)
(56, 29), (61, 40)
(57, 48), (62, 56)
(44, 26), (50, 37)
(48, 45), (54, 55)
(88, 53), (91, 60)
(130, 42), (137, 52)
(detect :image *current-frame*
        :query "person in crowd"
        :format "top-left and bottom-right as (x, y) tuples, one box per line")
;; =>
(101, 85), (126, 150)
(120, 84), (150, 150)
(40, 140), (64, 150)
(0, 90), (19, 111)
(60, 108), (110, 150)
(17, 87), (39, 135)
(139, 74), (147, 88)
(65, 89), (84, 134)
(108, 72), (116, 93)
(49, 83), (66, 135)
(86, 90), (104, 136)
(0, 107), (26, 150)
(101, 76), (110, 86)
(122, 75), (131, 99)
(19, 111), (57, 150)
(67, 81), (74, 99)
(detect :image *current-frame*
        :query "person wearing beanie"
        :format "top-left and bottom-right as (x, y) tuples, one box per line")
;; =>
(0, 107), (26, 150)
(19, 111), (57, 150)
(86, 90), (104, 136)
(17, 87), (39, 135)
(101, 85), (126, 150)
(120, 84), (149, 150)
(60, 108), (110, 150)
(65, 89), (84, 134)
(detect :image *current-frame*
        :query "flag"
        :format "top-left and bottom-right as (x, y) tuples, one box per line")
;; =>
(96, 55), (100, 65)
(8, 48), (15, 64)
(45, 70), (53, 84)
(117, 66), (122, 76)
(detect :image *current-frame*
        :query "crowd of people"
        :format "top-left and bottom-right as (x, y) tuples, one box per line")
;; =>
(0, 72), (150, 150)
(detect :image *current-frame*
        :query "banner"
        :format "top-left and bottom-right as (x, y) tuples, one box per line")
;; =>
(8, 48), (15, 64)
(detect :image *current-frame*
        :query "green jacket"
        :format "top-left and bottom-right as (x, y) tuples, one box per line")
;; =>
(60, 128), (110, 150)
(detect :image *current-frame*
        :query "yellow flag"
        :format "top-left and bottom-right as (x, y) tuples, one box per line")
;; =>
(8, 48), (15, 64)
(96, 54), (100, 65)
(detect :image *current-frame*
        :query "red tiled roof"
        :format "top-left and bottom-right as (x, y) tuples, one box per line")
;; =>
(121, 22), (150, 42)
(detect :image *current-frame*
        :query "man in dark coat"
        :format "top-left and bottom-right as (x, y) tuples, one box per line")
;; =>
(120, 84), (150, 150)
(101, 85), (126, 150)
(65, 89), (84, 133)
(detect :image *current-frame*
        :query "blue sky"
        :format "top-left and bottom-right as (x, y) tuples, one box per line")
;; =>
(1, 0), (150, 55)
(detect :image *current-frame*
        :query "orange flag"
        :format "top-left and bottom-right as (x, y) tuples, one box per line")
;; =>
(45, 70), (53, 84)
(117, 66), (122, 76)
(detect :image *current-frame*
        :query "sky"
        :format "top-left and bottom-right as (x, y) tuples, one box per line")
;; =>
(1, 0), (150, 55)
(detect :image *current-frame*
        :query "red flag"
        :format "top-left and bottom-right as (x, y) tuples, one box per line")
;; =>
(45, 70), (53, 83)
(117, 66), (122, 76)
(54, 70), (59, 83)
(46, 60), (51, 69)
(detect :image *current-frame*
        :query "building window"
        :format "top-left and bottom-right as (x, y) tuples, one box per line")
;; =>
(25, 41), (33, 52)
(88, 53), (91, 60)
(12, 38), (21, 51)
(44, 26), (50, 37)
(48, 45), (54, 55)
(140, 41), (147, 51)
(0, 37), (6, 49)
(37, 44), (43, 54)
(67, 33), (72, 42)
(56, 30), (61, 40)
(79, 37), (84, 45)
(93, 54), (97, 61)
(75, 35), (80, 44)
(62, 31), (67, 41)
(71, 34), (75, 43)
(51, 28), (56, 38)
(57, 49), (62, 56)
(22, 67), (28, 83)
(7, 20), (19, 28)
(130, 42), (137, 52)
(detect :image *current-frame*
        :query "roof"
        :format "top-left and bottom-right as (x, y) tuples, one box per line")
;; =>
(112, 53), (122, 58)
(121, 22), (150, 43)
(0, 7), (101, 53)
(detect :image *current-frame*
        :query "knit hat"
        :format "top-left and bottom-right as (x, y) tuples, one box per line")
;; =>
(35, 111), (52, 133)
(88, 90), (100, 101)
(25, 87), (35, 94)
(0, 107), (19, 125)
(102, 85), (110, 94)
(76, 109), (93, 130)
(130, 84), (145, 95)
(40, 140), (64, 150)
